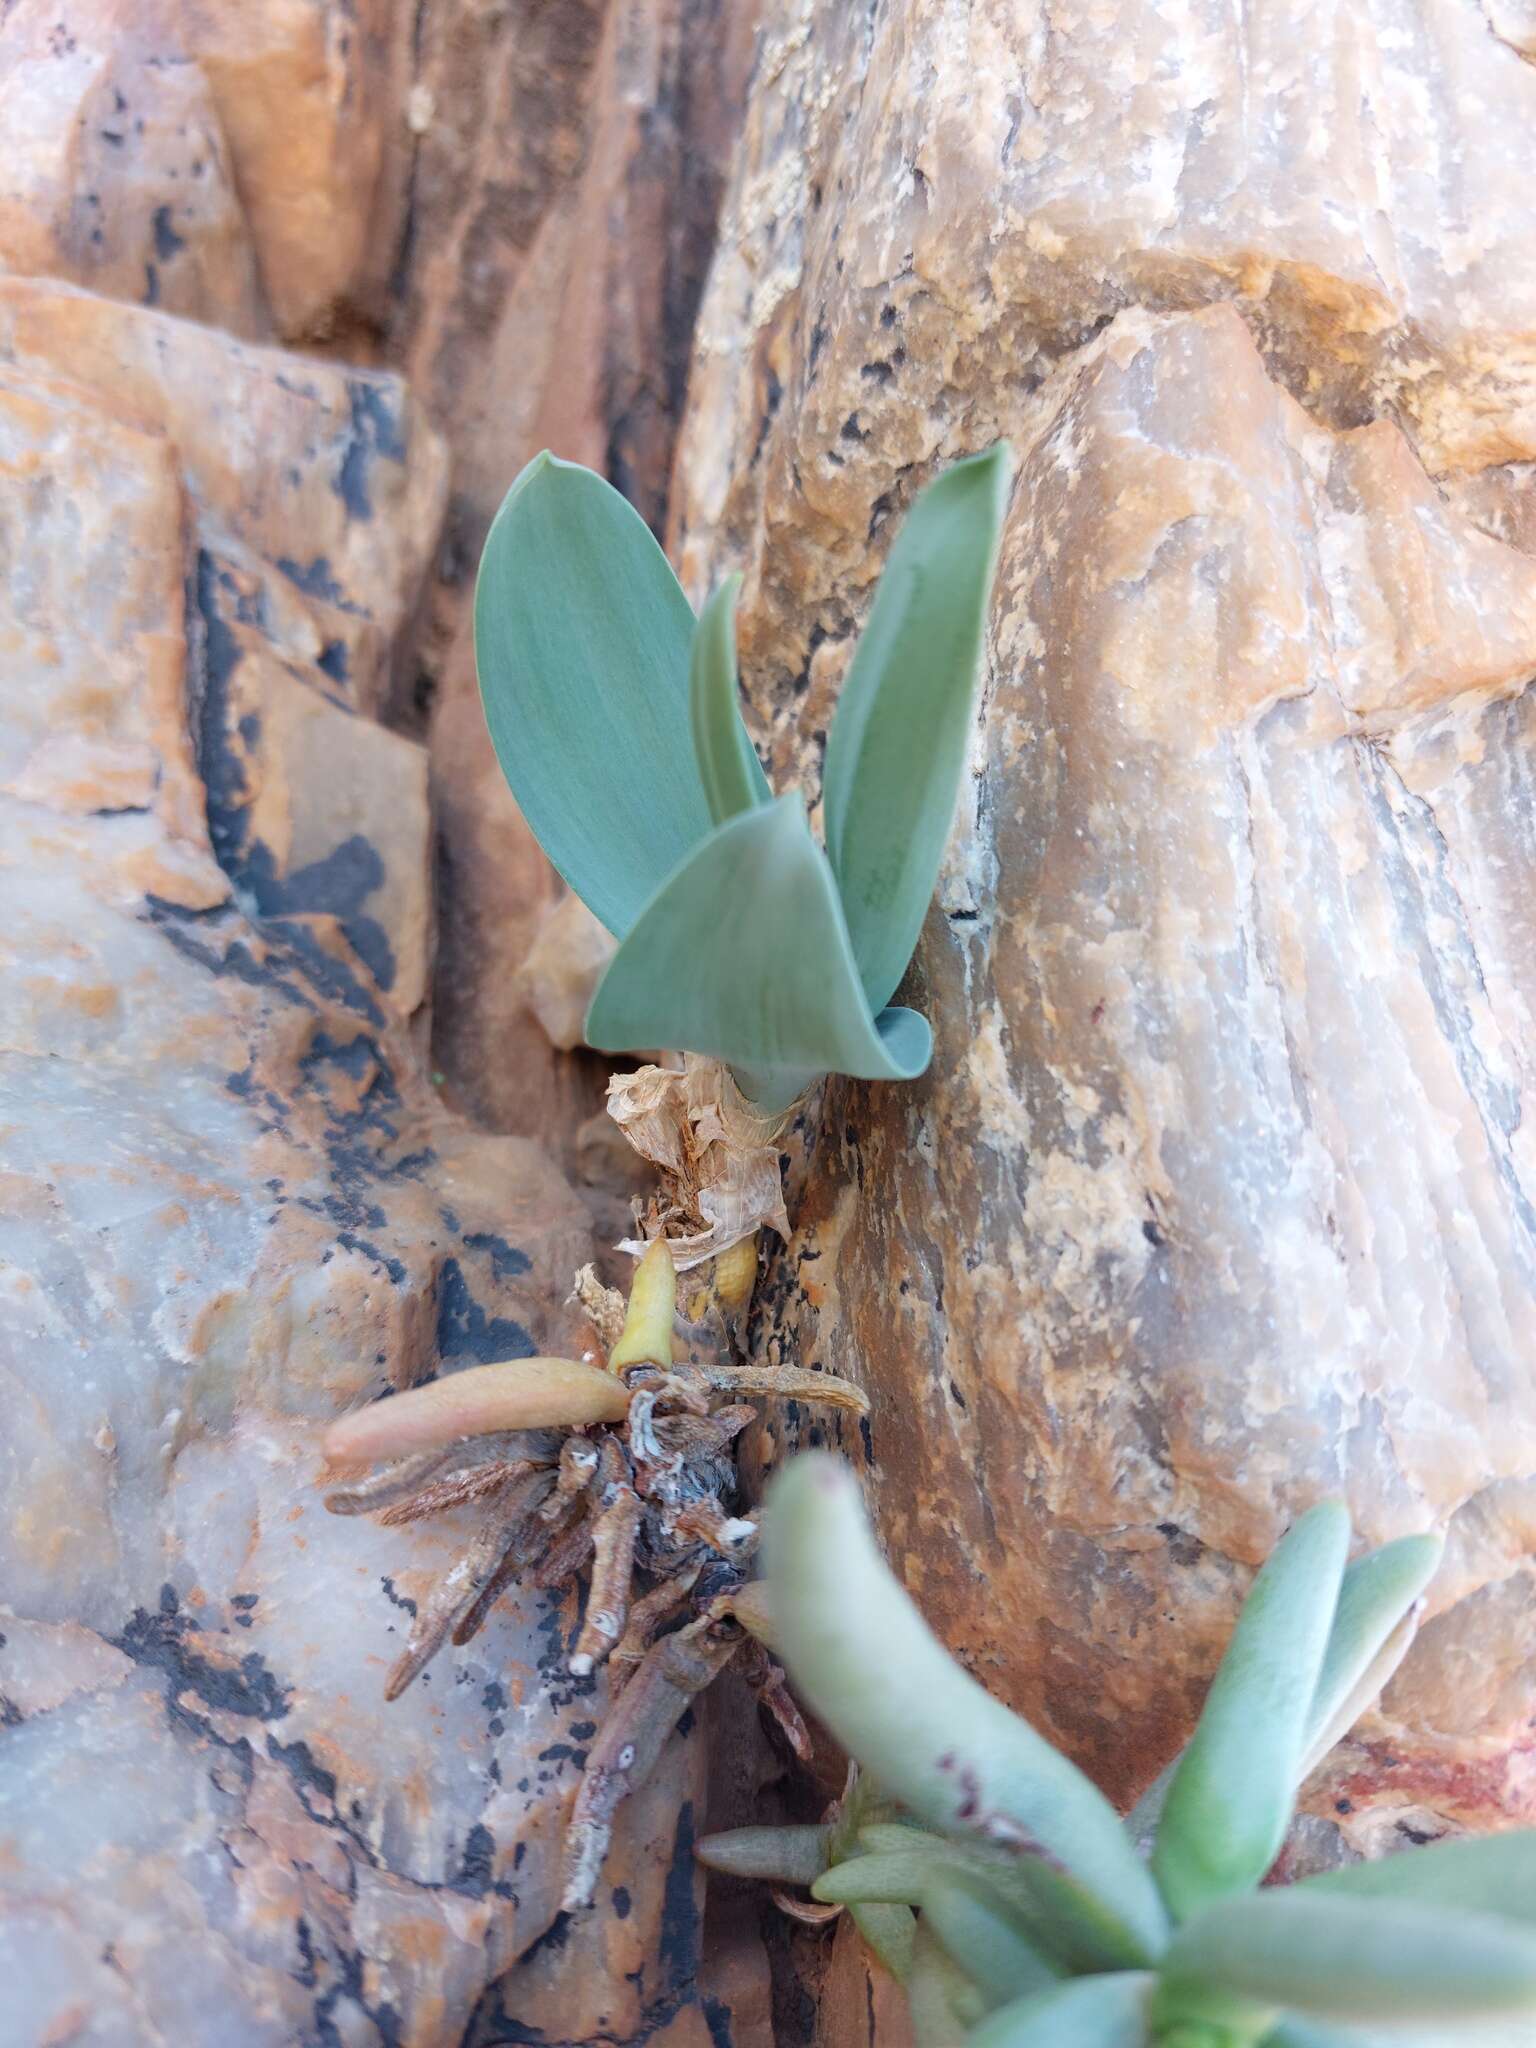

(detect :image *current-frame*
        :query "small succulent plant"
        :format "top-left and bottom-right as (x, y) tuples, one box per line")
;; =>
(474, 444), (1011, 1113)
(700, 1456), (1536, 2047)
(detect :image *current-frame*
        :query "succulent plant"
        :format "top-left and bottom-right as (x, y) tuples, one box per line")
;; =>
(474, 445), (1012, 1113)
(700, 1455), (1536, 2047)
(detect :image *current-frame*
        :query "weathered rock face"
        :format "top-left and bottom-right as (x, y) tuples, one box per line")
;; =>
(0, 31), (758, 2029)
(670, 0), (1536, 2009)
(401, 0), (761, 1150)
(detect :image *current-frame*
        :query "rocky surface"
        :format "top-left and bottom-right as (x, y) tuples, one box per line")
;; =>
(402, 0), (761, 1152)
(669, 1), (1536, 2032)
(0, 7), (766, 2035)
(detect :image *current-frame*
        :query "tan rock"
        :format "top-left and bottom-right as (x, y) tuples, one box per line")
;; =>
(0, 275), (447, 637)
(0, 0), (269, 336)
(178, 0), (412, 339)
(679, 261), (1536, 1871)
(0, 299), (748, 2041)
(518, 891), (617, 1053)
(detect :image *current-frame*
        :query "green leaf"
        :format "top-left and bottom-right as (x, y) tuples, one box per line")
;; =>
(694, 1824), (830, 1886)
(474, 452), (714, 937)
(921, 1865), (1061, 2007)
(1298, 1533), (1442, 1778)
(964, 1973), (1152, 2047)
(1152, 1501), (1351, 1919)
(586, 795), (932, 1114)
(849, 1902), (917, 1984)
(763, 1455), (1169, 1967)
(907, 1917), (989, 2047)
(822, 443), (1012, 1013)
(814, 1851), (943, 1906)
(1164, 1892), (1536, 2023)
(1296, 1831), (1536, 1929)
(690, 575), (772, 825)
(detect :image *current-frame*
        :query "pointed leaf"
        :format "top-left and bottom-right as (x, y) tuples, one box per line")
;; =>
(690, 575), (772, 825)
(1164, 1892), (1536, 2023)
(1296, 1831), (1536, 1929)
(822, 444), (1012, 1012)
(965, 1973), (1152, 2048)
(694, 1824), (830, 1886)
(586, 795), (932, 1114)
(850, 1902), (917, 1983)
(1298, 1533), (1442, 1777)
(921, 1865), (1060, 2007)
(1153, 1501), (1351, 1919)
(763, 1455), (1169, 1966)
(474, 452), (713, 936)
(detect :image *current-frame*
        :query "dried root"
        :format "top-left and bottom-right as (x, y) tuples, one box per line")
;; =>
(320, 1239), (864, 1912)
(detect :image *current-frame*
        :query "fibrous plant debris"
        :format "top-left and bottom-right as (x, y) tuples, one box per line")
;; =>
(321, 1240), (857, 1908)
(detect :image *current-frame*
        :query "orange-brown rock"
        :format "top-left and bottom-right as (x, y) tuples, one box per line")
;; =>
(670, 0), (1536, 1949)
(0, 0), (269, 336)
(179, 0), (413, 340)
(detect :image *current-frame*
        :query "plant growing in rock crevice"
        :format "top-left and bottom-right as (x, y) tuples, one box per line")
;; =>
(701, 1456), (1536, 2046)
(321, 1241), (860, 1910)
(473, 442), (1011, 1119)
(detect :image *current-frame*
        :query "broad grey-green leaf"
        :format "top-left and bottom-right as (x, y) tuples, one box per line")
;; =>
(763, 1455), (1169, 1966)
(1152, 1501), (1350, 1920)
(849, 1902), (917, 1984)
(822, 443), (1012, 1013)
(474, 452), (713, 937)
(1164, 1893), (1536, 2023)
(1298, 1533), (1442, 1778)
(965, 1973), (1153, 2048)
(586, 795), (932, 1115)
(690, 575), (772, 826)
(921, 1865), (1060, 2007)
(1296, 1831), (1536, 1929)
(694, 1824), (830, 1886)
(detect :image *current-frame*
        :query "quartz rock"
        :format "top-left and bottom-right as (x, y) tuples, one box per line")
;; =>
(672, 0), (1536, 1926)
(718, 299), (1536, 1839)
(0, 298), (728, 2043)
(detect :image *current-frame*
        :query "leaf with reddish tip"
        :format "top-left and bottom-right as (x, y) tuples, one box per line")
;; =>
(324, 1357), (630, 1465)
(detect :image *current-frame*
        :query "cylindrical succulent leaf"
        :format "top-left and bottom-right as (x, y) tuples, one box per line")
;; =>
(1152, 1501), (1350, 1919)
(694, 1824), (830, 1886)
(1162, 1892), (1536, 2023)
(763, 1455), (1169, 1964)
(1293, 1829), (1536, 1927)
(921, 1864), (1061, 2007)
(850, 1902), (918, 1984)
(964, 1971), (1153, 2047)
(907, 1916), (989, 2047)
(1297, 1532), (1442, 1779)
(323, 1357), (629, 1464)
